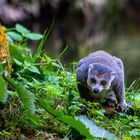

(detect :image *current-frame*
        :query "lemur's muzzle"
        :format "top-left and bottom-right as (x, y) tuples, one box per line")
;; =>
(92, 88), (100, 93)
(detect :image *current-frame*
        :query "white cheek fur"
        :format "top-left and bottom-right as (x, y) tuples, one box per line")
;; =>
(87, 77), (92, 87)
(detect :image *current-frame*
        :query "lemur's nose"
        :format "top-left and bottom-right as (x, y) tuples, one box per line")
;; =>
(93, 88), (100, 93)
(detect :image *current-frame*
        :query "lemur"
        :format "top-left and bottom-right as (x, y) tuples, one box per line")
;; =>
(76, 50), (129, 110)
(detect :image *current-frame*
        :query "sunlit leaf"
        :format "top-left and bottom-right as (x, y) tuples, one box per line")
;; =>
(23, 33), (43, 40)
(28, 65), (40, 74)
(44, 55), (53, 63)
(6, 34), (14, 44)
(129, 129), (140, 136)
(13, 58), (23, 66)
(6, 32), (23, 41)
(76, 115), (116, 140)
(134, 94), (140, 108)
(123, 135), (132, 140)
(15, 24), (30, 34)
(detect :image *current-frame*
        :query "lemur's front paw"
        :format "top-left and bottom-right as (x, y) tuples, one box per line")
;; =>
(107, 97), (117, 107)
(117, 102), (132, 111)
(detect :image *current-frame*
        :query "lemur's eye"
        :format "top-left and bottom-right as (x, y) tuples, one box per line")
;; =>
(101, 80), (107, 86)
(91, 78), (96, 84)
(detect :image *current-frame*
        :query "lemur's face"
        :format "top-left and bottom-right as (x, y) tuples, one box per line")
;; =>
(87, 63), (116, 94)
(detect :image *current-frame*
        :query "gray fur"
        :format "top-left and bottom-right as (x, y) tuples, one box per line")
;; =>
(76, 50), (128, 110)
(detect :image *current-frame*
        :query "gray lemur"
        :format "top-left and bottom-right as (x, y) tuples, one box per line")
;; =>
(76, 50), (129, 110)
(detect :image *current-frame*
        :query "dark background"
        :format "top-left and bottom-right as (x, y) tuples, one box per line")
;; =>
(1, 0), (140, 87)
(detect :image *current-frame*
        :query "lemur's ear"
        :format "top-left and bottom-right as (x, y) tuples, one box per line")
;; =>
(89, 64), (94, 69)
(88, 64), (94, 73)
(89, 64), (93, 69)
(88, 64), (99, 75)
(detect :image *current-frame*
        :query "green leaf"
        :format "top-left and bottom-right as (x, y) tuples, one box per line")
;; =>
(129, 129), (140, 136)
(44, 55), (53, 63)
(15, 24), (30, 34)
(13, 58), (23, 66)
(28, 114), (42, 126)
(38, 99), (94, 139)
(3, 76), (35, 114)
(134, 94), (140, 108)
(28, 65), (40, 74)
(6, 34), (14, 44)
(0, 75), (6, 100)
(0, 130), (11, 136)
(122, 135), (132, 140)
(23, 33), (43, 40)
(76, 116), (116, 140)
(6, 32), (23, 41)
(0, 64), (3, 74)
(9, 45), (24, 63)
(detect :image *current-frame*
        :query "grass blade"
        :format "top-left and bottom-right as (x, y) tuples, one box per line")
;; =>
(32, 18), (55, 62)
